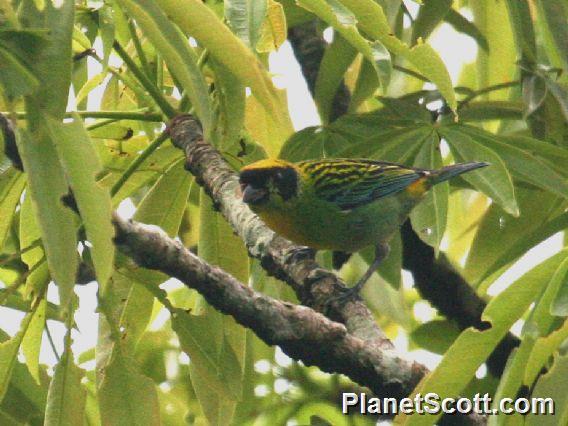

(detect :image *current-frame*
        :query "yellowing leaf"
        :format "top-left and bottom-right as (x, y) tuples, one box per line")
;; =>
(256, 0), (287, 53)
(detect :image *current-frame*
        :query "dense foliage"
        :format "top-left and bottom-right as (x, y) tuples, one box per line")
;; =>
(0, 0), (567, 424)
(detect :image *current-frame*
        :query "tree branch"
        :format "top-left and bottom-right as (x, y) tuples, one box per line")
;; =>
(112, 214), (429, 403)
(167, 114), (388, 346)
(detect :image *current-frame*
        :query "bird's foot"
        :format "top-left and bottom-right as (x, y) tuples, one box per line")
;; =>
(324, 282), (363, 313)
(286, 246), (316, 264)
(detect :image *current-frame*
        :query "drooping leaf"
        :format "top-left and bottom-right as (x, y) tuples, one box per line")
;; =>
(155, 0), (286, 127)
(256, 0), (287, 53)
(318, 0), (457, 111)
(0, 171), (25, 250)
(98, 348), (160, 426)
(411, 0), (452, 44)
(44, 348), (86, 426)
(44, 116), (115, 290)
(295, 0), (392, 89)
(444, 9), (489, 52)
(115, 0), (213, 133)
(314, 34), (357, 124)
(15, 129), (78, 306)
(21, 298), (46, 385)
(224, 0), (268, 49)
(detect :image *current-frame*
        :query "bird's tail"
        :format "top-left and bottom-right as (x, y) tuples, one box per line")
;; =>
(429, 162), (489, 185)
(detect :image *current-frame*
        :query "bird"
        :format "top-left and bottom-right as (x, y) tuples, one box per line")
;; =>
(239, 157), (488, 301)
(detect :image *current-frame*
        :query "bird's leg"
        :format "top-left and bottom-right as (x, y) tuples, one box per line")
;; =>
(328, 243), (390, 306)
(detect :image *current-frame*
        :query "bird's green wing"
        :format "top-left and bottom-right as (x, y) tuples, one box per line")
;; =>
(299, 159), (425, 210)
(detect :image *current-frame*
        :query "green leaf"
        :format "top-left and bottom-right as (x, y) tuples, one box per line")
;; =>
(398, 250), (568, 425)
(491, 256), (568, 417)
(545, 79), (568, 123)
(256, 0), (287, 53)
(44, 116), (115, 290)
(280, 111), (432, 163)
(0, 46), (40, 98)
(505, 0), (537, 62)
(209, 58), (246, 150)
(464, 187), (562, 285)
(21, 298), (46, 385)
(457, 125), (568, 199)
(349, 57), (379, 112)
(171, 310), (242, 400)
(45, 348), (86, 426)
(526, 353), (568, 425)
(410, 320), (461, 354)
(224, 0), (268, 49)
(98, 349), (160, 426)
(0, 172), (25, 250)
(22, 0), (75, 119)
(314, 34), (357, 124)
(535, 0), (568, 70)
(444, 9), (489, 52)
(155, 0), (285, 127)
(297, 0), (392, 91)
(326, 0), (457, 111)
(440, 126), (519, 216)
(0, 306), (37, 402)
(525, 318), (568, 387)
(15, 129), (78, 306)
(410, 133), (448, 254)
(411, 0), (452, 44)
(458, 100), (524, 121)
(134, 158), (191, 236)
(549, 257), (568, 317)
(115, 0), (213, 134)
(470, 1), (516, 102)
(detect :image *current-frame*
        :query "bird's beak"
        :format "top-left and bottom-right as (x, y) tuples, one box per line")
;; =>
(241, 184), (268, 205)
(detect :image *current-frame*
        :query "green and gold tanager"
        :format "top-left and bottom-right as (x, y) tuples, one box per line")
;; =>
(239, 158), (488, 299)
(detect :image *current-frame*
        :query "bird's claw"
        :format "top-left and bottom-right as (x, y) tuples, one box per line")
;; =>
(324, 285), (362, 313)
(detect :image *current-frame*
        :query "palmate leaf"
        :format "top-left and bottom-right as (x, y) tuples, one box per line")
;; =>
(456, 125), (568, 198)
(439, 126), (519, 216)
(410, 132), (448, 254)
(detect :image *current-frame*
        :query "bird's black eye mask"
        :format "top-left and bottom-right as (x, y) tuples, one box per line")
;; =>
(239, 166), (298, 204)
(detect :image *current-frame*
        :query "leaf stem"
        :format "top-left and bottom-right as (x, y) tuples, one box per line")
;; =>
(113, 41), (177, 119)
(10, 110), (163, 122)
(110, 130), (170, 197)
(459, 81), (520, 106)
(127, 20), (152, 78)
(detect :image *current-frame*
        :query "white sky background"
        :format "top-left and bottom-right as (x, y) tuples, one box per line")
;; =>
(1, 3), (565, 374)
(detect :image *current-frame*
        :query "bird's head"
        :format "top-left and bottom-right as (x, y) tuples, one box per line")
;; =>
(239, 159), (300, 210)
